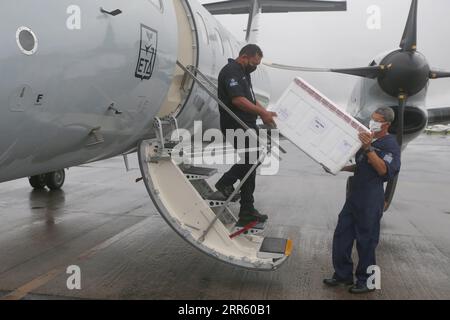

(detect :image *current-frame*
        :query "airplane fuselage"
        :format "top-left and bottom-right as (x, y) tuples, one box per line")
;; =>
(0, 0), (271, 183)
(0, 0), (435, 184)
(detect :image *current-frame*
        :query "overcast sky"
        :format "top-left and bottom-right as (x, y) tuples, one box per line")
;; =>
(199, 0), (450, 107)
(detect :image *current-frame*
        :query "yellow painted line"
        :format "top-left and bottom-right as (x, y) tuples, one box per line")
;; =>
(1, 268), (63, 301)
(0, 217), (151, 300)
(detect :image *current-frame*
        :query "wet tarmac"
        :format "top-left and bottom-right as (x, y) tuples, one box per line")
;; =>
(0, 134), (449, 300)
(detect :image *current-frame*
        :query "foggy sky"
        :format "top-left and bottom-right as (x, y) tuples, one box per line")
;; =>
(199, 0), (450, 107)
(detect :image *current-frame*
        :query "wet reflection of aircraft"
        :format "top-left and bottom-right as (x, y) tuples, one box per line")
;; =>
(1, 0), (449, 270)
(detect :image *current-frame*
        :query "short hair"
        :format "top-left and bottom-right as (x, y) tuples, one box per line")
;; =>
(375, 107), (395, 123)
(239, 44), (263, 58)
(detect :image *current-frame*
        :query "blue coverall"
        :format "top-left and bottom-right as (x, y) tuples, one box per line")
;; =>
(332, 134), (401, 286)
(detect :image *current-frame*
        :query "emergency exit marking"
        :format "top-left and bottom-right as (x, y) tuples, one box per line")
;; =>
(67, 5), (82, 30)
(367, 5), (382, 30)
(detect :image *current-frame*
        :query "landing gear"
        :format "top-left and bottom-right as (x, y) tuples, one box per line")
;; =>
(28, 174), (46, 189)
(45, 170), (66, 190)
(29, 169), (66, 190)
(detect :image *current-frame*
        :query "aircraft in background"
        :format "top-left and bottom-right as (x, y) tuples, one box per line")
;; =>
(263, 0), (450, 208)
(425, 124), (450, 135)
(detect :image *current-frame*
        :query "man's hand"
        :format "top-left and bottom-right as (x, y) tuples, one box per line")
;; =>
(341, 165), (356, 173)
(260, 110), (278, 128)
(359, 132), (374, 151)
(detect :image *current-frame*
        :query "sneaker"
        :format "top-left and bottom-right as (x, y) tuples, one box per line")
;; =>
(239, 207), (268, 223)
(214, 181), (240, 202)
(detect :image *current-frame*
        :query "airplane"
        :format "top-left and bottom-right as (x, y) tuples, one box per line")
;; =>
(1, 0), (449, 270)
(264, 0), (450, 209)
(425, 124), (450, 135)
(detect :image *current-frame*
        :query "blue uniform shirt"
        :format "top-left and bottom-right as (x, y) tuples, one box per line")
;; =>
(218, 59), (258, 130)
(349, 134), (401, 208)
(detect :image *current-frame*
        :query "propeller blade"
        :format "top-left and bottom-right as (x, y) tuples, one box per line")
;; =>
(429, 70), (450, 79)
(264, 62), (387, 79)
(384, 174), (399, 212)
(396, 94), (407, 146)
(384, 94), (406, 212)
(330, 65), (387, 79)
(400, 0), (418, 51)
(263, 61), (332, 72)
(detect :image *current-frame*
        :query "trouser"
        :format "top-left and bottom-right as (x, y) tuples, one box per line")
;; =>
(332, 198), (383, 285)
(217, 123), (260, 210)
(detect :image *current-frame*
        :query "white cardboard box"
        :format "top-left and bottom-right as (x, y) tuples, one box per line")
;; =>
(269, 77), (371, 175)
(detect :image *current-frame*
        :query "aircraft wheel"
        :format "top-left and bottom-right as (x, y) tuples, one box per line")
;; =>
(29, 175), (47, 190)
(45, 170), (66, 190)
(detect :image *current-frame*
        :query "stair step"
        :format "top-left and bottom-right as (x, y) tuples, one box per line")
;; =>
(233, 221), (266, 236)
(258, 238), (293, 259)
(190, 180), (239, 204)
(164, 141), (179, 150)
(212, 206), (238, 225)
(181, 166), (218, 177)
(181, 166), (218, 179)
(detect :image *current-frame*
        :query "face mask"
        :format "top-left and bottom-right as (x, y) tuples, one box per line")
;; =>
(369, 120), (384, 133)
(245, 63), (257, 74)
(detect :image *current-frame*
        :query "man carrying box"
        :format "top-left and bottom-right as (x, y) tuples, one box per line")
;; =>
(323, 107), (401, 294)
(214, 44), (277, 224)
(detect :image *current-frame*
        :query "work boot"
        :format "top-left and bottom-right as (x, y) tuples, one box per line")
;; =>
(348, 284), (376, 294)
(214, 181), (240, 202)
(323, 277), (354, 287)
(239, 207), (268, 223)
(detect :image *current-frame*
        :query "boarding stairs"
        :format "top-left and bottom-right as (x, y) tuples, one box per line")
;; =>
(137, 62), (292, 271)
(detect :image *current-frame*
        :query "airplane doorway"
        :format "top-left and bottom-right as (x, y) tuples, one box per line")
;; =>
(157, 0), (198, 118)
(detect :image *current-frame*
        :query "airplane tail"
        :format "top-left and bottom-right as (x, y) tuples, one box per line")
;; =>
(246, 6), (262, 43)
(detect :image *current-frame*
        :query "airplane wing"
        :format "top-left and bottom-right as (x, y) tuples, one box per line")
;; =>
(203, 0), (347, 15)
(427, 107), (450, 125)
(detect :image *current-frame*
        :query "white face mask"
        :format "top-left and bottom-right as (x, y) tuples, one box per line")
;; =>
(369, 120), (384, 133)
